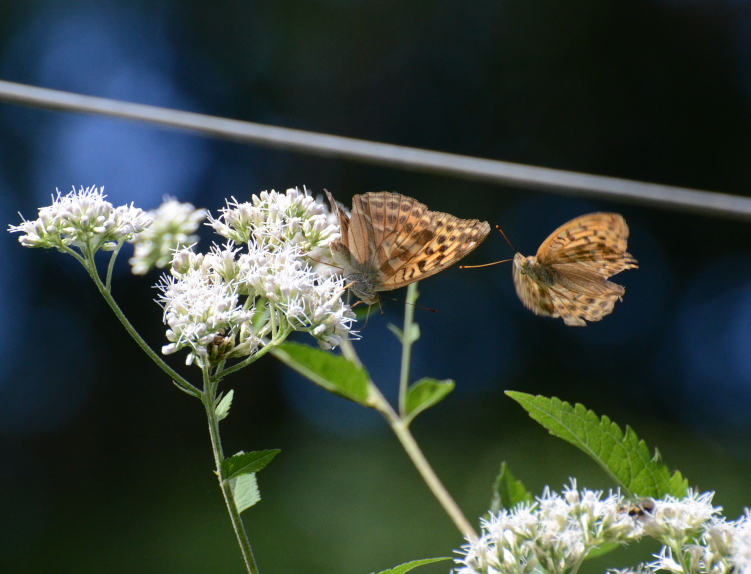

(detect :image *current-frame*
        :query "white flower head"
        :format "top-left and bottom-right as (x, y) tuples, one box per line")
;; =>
(730, 510), (751, 574)
(156, 187), (356, 366)
(238, 242), (356, 349)
(208, 187), (340, 257)
(643, 490), (720, 543)
(130, 197), (206, 275)
(157, 267), (257, 367)
(9, 186), (152, 254)
(454, 480), (638, 574)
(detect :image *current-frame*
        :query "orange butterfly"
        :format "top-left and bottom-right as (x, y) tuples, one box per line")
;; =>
(327, 191), (490, 305)
(466, 213), (638, 326)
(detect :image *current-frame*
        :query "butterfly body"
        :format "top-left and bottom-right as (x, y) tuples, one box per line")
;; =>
(327, 191), (490, 306)
(512, 213), (638, 326)
(328, 245), (383, 305)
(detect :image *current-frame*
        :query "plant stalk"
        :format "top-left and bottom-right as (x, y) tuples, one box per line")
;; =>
(398, 282), (419, 417)
(202, 372), (260, 574)
(379, 395), (478, 540)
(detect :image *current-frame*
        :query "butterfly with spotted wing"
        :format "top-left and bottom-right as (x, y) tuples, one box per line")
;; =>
(326, 191), (490, 306)
(464, 213), (638, 326)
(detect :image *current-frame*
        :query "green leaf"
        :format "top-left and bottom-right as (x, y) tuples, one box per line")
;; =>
(222, 449), (281, 481)
(585, 543), (620, 559)
(272, 342), (373, 405)
(388, 322), (420, 345)
(506, 392), (688, 499)
(489, 462), (534, 514)
(387, 323), (404, 343)
(215, 389), (234, 422)
(229, 472), (260, 513)
(370, 557), (451, 574)
(404, 378), (454, 425)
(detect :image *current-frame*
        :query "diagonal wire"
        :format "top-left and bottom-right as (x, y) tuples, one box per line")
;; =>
(0, 79), (749, 220)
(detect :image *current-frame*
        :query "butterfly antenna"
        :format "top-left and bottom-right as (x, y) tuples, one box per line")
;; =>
(495, 225), (517, 252)
(379, 294), (438, 313)
(302, 252), (344, 272)
(460, 225), (516, 269)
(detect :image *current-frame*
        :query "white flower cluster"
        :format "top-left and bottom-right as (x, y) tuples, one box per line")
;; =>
(9, 186), (152, 254)
(455, 484), (750, 574)
(455, 480), (637, 574)
(208, 187), (340, 274)
(640, 494), (749, 574)
(129, 197), (206, 275)
(157, 187), (355, 366)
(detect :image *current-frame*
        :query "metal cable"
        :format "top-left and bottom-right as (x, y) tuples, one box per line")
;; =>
(0, 79), (749, 220)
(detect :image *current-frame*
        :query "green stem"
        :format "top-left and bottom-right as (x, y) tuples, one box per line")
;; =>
(84, 256), (200, 397)
(398, 282), (419, 417)
(202, 370), (259, 574)
(219, 327), (292, 379)
(104, 241), (123, 292)
(372, 389), (478, 540)
(340, 337), (363, 368)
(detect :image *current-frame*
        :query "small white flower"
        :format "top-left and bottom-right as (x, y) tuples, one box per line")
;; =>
(648, 546), (685, 574)
(9, 186), (152, 254)
(129, 197), (206, 275)
(643, 490), (720, 543)
(728, 511), (751, 574)
(157, 268), (256, 367)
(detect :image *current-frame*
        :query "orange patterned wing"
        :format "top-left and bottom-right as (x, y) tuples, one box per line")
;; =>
(513, 269), (557, 318)
(512, 212), (637, 326)
(356, 193), (490, 289)
(326, 191), (490, 303)
(326, 191), (350, 241)
(536, 212), (638, 277)
(545, 282), (622, 326)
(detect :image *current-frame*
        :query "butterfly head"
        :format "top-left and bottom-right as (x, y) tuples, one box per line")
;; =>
(513, 253), (534, 274)
(348, 279), (381, 307)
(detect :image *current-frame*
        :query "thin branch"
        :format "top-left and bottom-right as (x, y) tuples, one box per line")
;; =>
(0, 79), (749, 220)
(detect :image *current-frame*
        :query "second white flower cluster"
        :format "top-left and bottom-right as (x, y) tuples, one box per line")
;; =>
(155, 188), (356, 367)
(455, 480), (749, 574)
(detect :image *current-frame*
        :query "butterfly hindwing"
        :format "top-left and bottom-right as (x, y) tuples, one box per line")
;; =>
(513, 266), (557, 318)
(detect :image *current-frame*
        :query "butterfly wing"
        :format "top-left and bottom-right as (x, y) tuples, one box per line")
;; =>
(512, 266), (557, 317)
(353, 192), (490, 290)
(326, 190), (351, 249)
(545, 282), (621, 326)
(536, 213), (638, 277)
(513, 265), (620, 326)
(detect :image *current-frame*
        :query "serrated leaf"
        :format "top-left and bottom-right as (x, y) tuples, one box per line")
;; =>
(370, 557), (451, 574)
(222, 449), (280, 481)
(506, 392), (688, 499)
(489, 462), (534, 514)
(272, 342), (372, 405)
(230, 472), (260, 513)
(404, 378), (454, 425)
(215, 389), (234, 422)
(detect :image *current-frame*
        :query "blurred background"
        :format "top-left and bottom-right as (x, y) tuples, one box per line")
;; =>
(1, 1), (750, 573)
